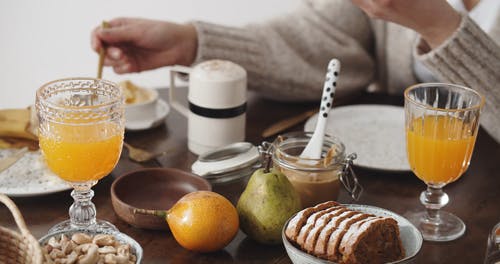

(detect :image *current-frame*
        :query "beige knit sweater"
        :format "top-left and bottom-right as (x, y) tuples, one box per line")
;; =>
(192, 0), (500, 142)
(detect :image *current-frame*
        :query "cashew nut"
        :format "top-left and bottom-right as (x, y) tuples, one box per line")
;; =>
(60, 234), (69, 244)
(44, 244), (54, 253)
(115, 254), (128, 264)
(48, 237), (61, 249)
(43, 233), (137, 264)
(49, 248), (65, 259)
(93, 234), (115, 246)
(77, 244), (99, 264)
(61, 239), (74, 255)
(66, 251), (78, 264)
(98, 246), (117, 254)
(75, 243), (92, 254)
(116, 244), (130, 256)
(43, 248), (55, 264)
(104, 254), (117, 264)
(72, 233), (92, 245)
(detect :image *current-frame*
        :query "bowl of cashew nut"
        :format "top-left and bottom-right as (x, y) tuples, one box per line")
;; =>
(38, 229), (143, 264)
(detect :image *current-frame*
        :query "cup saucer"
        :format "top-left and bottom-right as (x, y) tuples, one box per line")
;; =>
(125, 99), (169, 131)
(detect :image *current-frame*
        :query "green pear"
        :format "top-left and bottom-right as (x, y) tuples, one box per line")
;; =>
(237, 168), (302, 244)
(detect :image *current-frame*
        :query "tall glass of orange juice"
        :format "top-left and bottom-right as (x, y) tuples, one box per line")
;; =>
(36, 78), (124, 233)
(404, 83), (484, 242)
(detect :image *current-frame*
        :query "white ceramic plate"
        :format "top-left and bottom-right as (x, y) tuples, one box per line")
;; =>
(283, 204), (423, 264)
(304, 104), (409, 171)
(125, 99), (170, 131)
(0, 149), (71, 197)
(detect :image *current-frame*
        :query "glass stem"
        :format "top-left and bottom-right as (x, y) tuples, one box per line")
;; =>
(69, 182), (97, 229)
(420, 185), (449, 224)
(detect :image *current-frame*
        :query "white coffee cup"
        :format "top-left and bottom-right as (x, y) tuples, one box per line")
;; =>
(124, 88), (159, 122)
(169, 60), (247, 155)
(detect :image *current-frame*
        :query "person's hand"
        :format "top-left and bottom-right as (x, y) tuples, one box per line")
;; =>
(91, 18), (198, 74)
(350, 0), (461, 49)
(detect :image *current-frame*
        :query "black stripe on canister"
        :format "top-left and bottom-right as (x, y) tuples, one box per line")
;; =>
(189, 102), (246, 118)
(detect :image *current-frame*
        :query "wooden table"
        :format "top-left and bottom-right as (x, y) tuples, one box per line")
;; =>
(1, 89), (499, 263)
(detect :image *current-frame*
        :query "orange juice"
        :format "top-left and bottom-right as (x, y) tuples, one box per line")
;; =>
(406, 115), (476, 184)
(39, 122), (123, 182)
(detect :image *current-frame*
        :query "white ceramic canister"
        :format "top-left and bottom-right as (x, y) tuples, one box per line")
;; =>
(169, 60), (247, 155)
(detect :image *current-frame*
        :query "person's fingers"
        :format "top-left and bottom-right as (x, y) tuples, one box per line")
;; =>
(107, 49), (138, 73)
(350, 0), (387, 19)
(97, 19), (139, 44)
(91, 18), (129, 51)
(103, 57), (122, 67)
(350, 0), (370, 8)
(103, 56), (129, 68)
(106, 17), (130, 28)
(350, 0), (363, 6)
(90, 26), (102, 52)
(113, 63), (134, 74)
(351, 0), (376, 12)
(106, 46), (124, 60)
(102, 47), (126, 66)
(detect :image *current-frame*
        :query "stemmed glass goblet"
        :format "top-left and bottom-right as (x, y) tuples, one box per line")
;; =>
(404, 83), (484, 242)
(36, 77), (124, 233)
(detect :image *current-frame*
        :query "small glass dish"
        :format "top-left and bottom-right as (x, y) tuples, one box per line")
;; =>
(39, 229), (143, 263)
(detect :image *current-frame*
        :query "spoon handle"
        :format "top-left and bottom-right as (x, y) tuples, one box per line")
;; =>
(301, 59), (340, 159)
(319, 59), (340, 121)
(97, 21), (110, 79)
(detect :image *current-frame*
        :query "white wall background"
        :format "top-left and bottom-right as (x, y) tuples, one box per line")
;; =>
(0, 0), (300, 108)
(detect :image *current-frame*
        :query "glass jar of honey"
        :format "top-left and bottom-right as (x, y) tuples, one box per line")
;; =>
(262, 131), (361, 208)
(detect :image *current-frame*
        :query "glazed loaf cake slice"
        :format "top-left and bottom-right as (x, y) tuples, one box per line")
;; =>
(326, 214), (375, 262)
(285, 201), (340, 241)
(339, 217), (404, 264)
(313, 210), (359, 257)
(296, 204), (345, 246)
(302, 207), (349, 253)
(285, 202), (405, 264)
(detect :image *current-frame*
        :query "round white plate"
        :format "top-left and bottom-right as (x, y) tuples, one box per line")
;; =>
(304, 104), (409, 171)
(125, 99), (170, 131)
(0, 149), (71, 197)
(283, 204), (423, 264)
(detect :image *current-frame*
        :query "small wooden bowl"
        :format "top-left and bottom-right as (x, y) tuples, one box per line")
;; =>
(111, 168), (211, 230)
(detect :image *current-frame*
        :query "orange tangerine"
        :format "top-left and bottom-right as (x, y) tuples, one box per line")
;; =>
(135, 191), (239, 252)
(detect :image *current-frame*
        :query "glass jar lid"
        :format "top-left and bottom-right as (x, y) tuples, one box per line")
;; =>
(191, 142), (261, 183)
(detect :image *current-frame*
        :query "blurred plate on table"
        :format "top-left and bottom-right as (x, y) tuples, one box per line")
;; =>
(0, 149), (70, 197)
(304, 104), (410, 171)
(283, 204), (422, 264)
(125, 98), (170, 131)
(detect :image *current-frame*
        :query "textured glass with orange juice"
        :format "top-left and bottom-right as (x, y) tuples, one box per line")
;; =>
(36, 78), (125, 233)
(404, 83), (483, 242)
(406, 115), (476, 184)
(39, 122), (122, 182)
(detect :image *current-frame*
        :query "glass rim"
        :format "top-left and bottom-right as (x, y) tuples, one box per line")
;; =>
(404, 82), (485, 112)
(36, 77), (123, 110)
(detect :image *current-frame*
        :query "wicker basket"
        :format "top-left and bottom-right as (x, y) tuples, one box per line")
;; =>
(0, 194), (43, 264)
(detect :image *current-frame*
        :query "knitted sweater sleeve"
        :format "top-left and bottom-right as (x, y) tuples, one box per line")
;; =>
(191, 0), (375, 102)
(415, 15), (500, 143)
